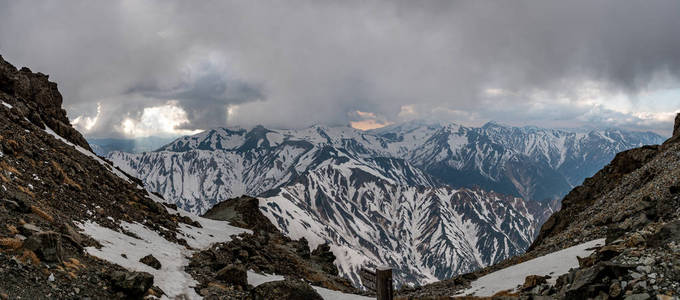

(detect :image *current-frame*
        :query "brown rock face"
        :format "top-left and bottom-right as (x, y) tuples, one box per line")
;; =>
(674, 113), (680, 137)
(202, 196), (279, 233)
(0, 55), (91, 151)
(529, 145), (660, 251)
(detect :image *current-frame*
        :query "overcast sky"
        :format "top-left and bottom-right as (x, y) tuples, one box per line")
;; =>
(1, 0), (679, 138)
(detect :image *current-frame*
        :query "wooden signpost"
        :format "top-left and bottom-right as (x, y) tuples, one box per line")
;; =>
(359, 268), (377, 292)
(360, 266), (393, 300)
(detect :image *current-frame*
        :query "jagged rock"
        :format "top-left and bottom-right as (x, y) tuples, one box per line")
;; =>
(647, 220), (680, 248)
(19, 223), (42, 237)
(109, 270), (154, 299)
(312, 243), (338, 276)
(609, 281), (622, 298)
(216, 264), (247, 287)
(139, 254), (161, 270)
(296, 237), (311, 259)
(23, 231), (63, 262)
(564, 262), (635, 299)
(522, 275), (548, 290)
(251, 279), (323, 300)
(674, 113), (680, 137)
(0, 56), (91, 150)
(60, 222), (83, 245)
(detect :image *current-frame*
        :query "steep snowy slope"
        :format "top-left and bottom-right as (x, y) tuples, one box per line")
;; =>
(258, 162), (551, 287)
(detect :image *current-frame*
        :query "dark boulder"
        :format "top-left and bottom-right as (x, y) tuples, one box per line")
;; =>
(562, 262), (635, 299)
(23, 231), (63, 262)
(109, 270), (154, 299)
(139, 254), (162, 270)
(522, 275), (548, 290)
(216, 264), (247, 287)
(312, 243), (338, 276)
(251, 279), (323, 300)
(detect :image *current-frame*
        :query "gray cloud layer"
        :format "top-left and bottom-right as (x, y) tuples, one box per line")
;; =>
(0, 0), (679, 137)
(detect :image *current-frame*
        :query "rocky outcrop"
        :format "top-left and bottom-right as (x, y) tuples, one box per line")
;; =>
(188, 196), (361, 298)
(202, 196), (278, 233)
(665, 113), (680, 144)
(108, 271), (154, 299)
(139, 254), (162, 270)
(0, 55), (90, 150)
(529, 144), (661, 252)
(216, 264), (248, 287)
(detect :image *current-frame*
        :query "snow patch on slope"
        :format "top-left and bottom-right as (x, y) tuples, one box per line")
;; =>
(78, 221), (202, 299)
(460, 238), (605, 297)
(78, 196), (249, 299)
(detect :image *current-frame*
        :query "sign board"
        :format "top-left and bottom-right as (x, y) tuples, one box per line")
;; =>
(359, 268), (376, 292)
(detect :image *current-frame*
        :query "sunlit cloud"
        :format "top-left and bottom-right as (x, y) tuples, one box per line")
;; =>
(349, 110), (393, 130)
(116, 101), (203, 138)
(71, 103), (101, 132)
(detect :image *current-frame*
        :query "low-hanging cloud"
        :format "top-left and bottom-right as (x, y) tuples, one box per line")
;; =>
(0, 0), (678, 137)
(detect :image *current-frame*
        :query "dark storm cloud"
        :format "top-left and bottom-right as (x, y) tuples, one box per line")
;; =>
(0, 0), (678, 137)
(127, 67), (264, 130)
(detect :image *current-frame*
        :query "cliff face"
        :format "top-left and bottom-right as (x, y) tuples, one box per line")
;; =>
(0, 55), (91, 151)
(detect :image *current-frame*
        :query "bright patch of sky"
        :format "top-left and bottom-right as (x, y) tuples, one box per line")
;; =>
(116, 101), (203, 138)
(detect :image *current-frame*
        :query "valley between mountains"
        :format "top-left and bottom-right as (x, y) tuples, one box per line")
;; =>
(2, 53), (679, 299)
(107, 121), (663, 287)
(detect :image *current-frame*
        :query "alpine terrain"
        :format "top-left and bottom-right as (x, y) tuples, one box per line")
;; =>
(108, 121), (663, 287)
(0, 55), (368, 299)
(398, 114), (680, 299)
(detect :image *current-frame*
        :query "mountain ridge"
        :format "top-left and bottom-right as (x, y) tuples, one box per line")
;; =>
(108, 120), (663, 287)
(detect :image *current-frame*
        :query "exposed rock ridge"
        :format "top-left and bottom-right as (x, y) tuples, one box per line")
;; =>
(0, 55), (90, 150)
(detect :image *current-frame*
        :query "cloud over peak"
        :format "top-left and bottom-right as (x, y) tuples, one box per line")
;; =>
(0, 0), (678, 137)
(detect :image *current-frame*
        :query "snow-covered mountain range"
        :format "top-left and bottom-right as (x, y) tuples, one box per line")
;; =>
(107, 121), (664, 286)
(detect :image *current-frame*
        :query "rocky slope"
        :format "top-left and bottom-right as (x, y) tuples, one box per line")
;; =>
(397, 114), (680, 299)
(0, 55), (357, 299)
(0, 56), (90, 150)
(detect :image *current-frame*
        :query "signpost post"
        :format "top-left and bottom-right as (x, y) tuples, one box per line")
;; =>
(376, 266), (394, 300)
(359, 268), (376, 292)
(360, 266), (393, 300)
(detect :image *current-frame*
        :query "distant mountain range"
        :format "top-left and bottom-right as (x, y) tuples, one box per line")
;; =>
(107, 121), (664, 286)
(88, 136), (177, 156)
